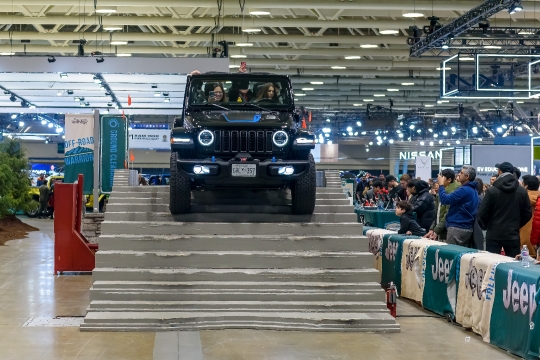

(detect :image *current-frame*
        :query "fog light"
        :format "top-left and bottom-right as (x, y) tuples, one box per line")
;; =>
(278, 166), (294, 175)
(193, 165), (210, 174)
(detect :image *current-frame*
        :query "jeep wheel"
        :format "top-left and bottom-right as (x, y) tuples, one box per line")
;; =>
(291, 153), (316, 215)
(25, 200), (40, 218)
(169, 152), (192, 214)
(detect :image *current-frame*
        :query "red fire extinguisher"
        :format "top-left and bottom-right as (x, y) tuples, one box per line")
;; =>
(386, 281), (397, 318)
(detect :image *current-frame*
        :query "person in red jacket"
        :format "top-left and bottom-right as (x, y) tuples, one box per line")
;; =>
(529, 193), (540, 256)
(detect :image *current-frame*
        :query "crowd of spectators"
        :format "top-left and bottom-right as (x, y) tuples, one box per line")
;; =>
(354, 161), (540, 259)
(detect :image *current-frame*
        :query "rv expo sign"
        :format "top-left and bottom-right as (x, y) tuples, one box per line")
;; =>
(399, 150), (442, 160)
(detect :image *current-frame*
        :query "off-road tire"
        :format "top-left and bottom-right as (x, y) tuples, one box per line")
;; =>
(169, 152), (192, 214)
(25, 199), (40, 218)
(291, 153), (316, 215)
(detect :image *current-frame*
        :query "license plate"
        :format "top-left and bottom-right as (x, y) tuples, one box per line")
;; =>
(231, 164), (257, 177)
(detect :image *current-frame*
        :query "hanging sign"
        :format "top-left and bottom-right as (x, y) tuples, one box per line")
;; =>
(64, 114), (94, 194)
(415, 155), (432, 180)
(101, 116), (127, 193)
(128, 129), (171, 149)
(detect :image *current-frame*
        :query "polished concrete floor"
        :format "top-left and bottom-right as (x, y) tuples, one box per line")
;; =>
(0, 217), (518, 360)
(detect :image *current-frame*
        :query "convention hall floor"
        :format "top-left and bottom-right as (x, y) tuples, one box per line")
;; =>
(0, 217), (518, 360)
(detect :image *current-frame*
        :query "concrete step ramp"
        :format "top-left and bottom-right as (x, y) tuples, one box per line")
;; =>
(91, 267), (381, 283)
(97, 234), (369, 252)
(87, 300), (390, 313)
(81, 311), (400, 332)
(81, 168), (398, 332)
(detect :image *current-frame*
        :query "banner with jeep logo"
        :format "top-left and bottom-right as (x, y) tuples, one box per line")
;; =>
(366, 229), (396, 273)
(381, 234), (416, 295)
(455, 252), (513, 342)
(64, 114), (94, 194)
(489, 262), (540, 359)
(422, 245), (477, 317)
(400, 239), (444, 304)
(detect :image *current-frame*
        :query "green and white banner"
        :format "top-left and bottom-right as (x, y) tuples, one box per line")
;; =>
(490, 262), (540, 359)
(101, 116), (127, 193)
(422, 245), (476, 317)
(64, 114), (94, 194)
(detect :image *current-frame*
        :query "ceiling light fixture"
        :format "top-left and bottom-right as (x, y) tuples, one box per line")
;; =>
(483, 45), (501, 49)
(249, 10), (270, 15)
(387, 89), (399, 92)
(363, 99), (374, 102)
(403, 12), (424, 18)
(9, 95), (16, 102)
(380, 30), (399, 34)
(360, 44), (378, 48)
(460, 57), (475, 61)
(373, 94), (385, 97)
(116, 53), (132, 57)
(242, 28), (262, 33)
(60, 73), (68, 78)
(110, 41), (128, 45)
(331, 66), (346, 69)
(164, 98), (170, 102)
(401, 82), (415, 85)
(302, 88), (314, 91)
(436, 67), (451, 70)
(230, 54), (247, 58)
(96, 57), (105, 63)
(310, 81), (324, 85)
(442, 43), (449, 50)
(57, 91), (63, 96)
(47, 56), (56, 63)
(229, 64), (240, 68)
(295, 94), (306, 96)
(236, 42), (253, 47)
(103, 26), (123, 31)
(96, 7), (117, 13)
(344, 55), (361, 59)
(353, 103), (363, 106)
(0, 52), (15, 56)
(509, 2), (523, 14)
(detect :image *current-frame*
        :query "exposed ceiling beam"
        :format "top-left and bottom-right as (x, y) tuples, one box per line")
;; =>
(0, 31), (412, 45)
(0, 0), (513, 12)
(2, 15), (540, 30)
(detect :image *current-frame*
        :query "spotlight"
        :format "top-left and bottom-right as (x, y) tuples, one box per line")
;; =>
(96, 57), (105, 63)
(77, 39), (87, 57)
(93, 76), (101, 83)
(41, 120), (47, 125)
(163, 92), (169, 97)
(107, 102), (113, 106)
(509, 2), (523, 14)
(164, 98), (170, 102)
(3, 90), (9, 94)
(47, 56), (56, 63)
(48, 123), (53, 128)
(11, 114), (17, 119)
(442, 43), (449, 50)
(9, 94), (16, 102)
(67, 90), (74, 95)
(60, 73), (68, 79)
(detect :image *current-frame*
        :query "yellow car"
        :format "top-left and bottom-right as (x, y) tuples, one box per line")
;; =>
(25, 176), (107, 217)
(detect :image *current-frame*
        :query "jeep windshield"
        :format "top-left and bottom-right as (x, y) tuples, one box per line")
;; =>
(188, 74), (293, 110)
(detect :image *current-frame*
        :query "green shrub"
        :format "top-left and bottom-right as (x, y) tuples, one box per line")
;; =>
(0, 139), (32, 219)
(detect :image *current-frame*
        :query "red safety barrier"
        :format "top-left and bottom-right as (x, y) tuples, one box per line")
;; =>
(54, 174), (97, 274)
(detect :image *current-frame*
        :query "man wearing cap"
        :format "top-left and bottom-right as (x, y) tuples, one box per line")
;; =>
(478, 161), (532, 257)
(386, 175), (406, 201)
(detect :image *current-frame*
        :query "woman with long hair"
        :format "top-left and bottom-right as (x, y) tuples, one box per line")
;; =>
(255, 82), (278, 101)
(208, 82), (228, 103)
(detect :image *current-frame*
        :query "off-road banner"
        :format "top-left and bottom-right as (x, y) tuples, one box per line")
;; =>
(101, 116), (127, 193)
(64, 114), (94, 194)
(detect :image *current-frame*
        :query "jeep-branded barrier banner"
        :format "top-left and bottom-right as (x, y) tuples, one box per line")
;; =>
(422, 245), (476, 317)
(401, 239), (445, 304)
(64, 114), (94, 194)
(471, 145), (531, 183)
(455, 252), (513, 342)
(381, 234), (416, 295)
(101, 116), (127, 193)
(489, 262), (540, 359)
(128, 129), (170, 150)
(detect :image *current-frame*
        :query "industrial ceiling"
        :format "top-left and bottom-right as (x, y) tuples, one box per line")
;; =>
(0, 0), (538, 140)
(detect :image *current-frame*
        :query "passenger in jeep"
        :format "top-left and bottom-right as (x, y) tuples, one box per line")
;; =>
(208, 83), (228, 103)
(255, 82), (278, 102)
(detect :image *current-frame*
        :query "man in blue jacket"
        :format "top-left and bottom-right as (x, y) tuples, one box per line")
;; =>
(437, 165), (479, 246)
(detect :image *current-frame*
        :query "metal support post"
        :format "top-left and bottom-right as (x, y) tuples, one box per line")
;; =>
(93, 110), (100, 213)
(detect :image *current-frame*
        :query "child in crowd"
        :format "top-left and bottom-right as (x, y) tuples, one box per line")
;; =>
(395, 201), (427, 236)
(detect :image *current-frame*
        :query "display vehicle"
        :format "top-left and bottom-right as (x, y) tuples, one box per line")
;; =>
(169, 72), (316, 214)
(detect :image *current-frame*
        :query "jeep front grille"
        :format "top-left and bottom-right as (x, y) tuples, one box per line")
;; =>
(213, 130), (275, 153)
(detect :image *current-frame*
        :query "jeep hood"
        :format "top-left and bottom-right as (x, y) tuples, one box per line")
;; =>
(188, 111), (293, 128)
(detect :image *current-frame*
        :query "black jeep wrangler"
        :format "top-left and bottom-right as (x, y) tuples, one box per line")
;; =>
(169, 72), (316, 214)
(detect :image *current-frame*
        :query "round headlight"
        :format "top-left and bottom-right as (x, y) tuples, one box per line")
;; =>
(273, 131), (289, 147)
(198, 130), (214, 146)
